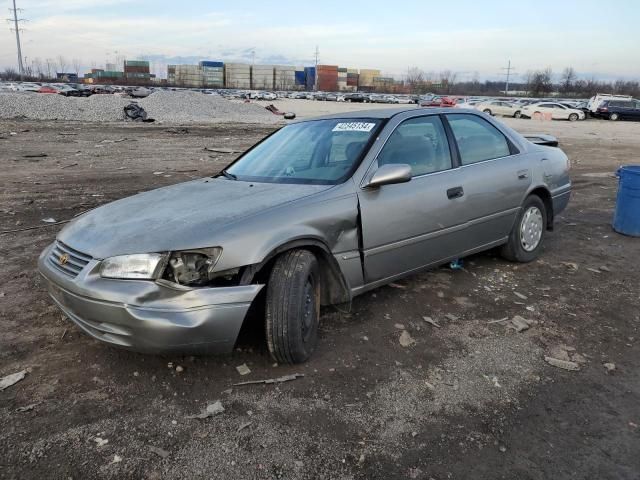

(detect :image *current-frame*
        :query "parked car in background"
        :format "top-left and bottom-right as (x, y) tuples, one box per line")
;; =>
(325, 93), (338, 101)
(560, 101), (589, 115)
(38, 107), (571, 364)
(455, 99), (483, 109)
(420, 95), (444, 107)
(17, 83), (41, 92)
(596, 99), (640, 121)
(587, 93), (632, 113)
(521, 102), (585, 121)
(476, 100), (523, 118)
(314, 92), (327, 101)
(38, 85), (60, 94)
(345, 92), (369, 103)
(440, 96), (467, 107)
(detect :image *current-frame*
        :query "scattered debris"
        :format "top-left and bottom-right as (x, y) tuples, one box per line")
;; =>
(603, 362), (616, 372)
(444, 314), (459, 322)
(599, 265), (612, 272)
(514, 291), (528, 300)
(175, 365), (184, 373)
(0, 370), (27, 391)
(422, 316), (441, 328)
(22, 153), (48, 158)
(124, 103), (154, 122)
(449, 258), (464, 270)
(16, 403), (37, 412)
(388, 282), (406, 289)
(561, 262), (579, 271)
(399, 330), (416, 347)
(394, 323), (405, 330)
(233, 373), (304, 386)
(544, 356), (580, 371)
(510, 315), (532, 332)
(58, 132), (78, 136)
(149, 446), (170, 459)
(94, 437), (109, 447)
(41, 218), (56, 223)
(487, 317), (509, 324)
(111, 455), (122, 464)
(237, 421), (253, 432)
(187, 400), (225, 419)
(203, 146), (242, 154)
(236, 364), (251, 376)
(61, 162), (78, 169)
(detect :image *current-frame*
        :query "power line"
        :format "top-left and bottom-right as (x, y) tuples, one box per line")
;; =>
(500, 60), (516, 95)
(8, 0), (26, 79)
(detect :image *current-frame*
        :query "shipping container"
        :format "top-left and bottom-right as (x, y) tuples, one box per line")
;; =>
(125, 60), (150, 67)
(295, 71), (306, 86)
(338, 67), (347, 73)
(199, 60), (224, 68)
(304, 67), (316, 90)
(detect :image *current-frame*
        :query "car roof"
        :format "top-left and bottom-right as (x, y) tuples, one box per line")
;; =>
(305, 107), (457, 121)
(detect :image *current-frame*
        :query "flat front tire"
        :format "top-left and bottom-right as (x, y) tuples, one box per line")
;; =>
(265, 249), (321, 364)
(501, 195), (547, 263)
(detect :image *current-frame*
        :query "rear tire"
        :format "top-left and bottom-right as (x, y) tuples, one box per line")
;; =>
(265, 250), (321, 364)
(568, 113), (579, 122)
(514, 110), (522, 118)
(501, 195), (547, 263)
(609, 113), (619, 121)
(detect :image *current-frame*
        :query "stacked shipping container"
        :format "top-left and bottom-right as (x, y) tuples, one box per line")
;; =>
(225, 63), (251, 89)
(251, 65), (274, 90)
(295, 66), (305, 87)
(200, 61), (224, 88)
(337, 67), (348, 91)
(274, 65), (296, 90)
(358, 69), (381, 88)
(124, 60), (154, 82)
(304, 67), (316, 90)
(317, 65), (338, 92)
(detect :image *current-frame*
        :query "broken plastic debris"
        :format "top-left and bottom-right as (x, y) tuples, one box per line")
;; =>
(0, 370), (27, 391)
(236, 364), (251, 376)
(422, 316), (441, 328)
(233, 373), (305, 386)
(399, 330), (416, 347)
(187, 400), (225, 419)
(544, 356), (580, 371)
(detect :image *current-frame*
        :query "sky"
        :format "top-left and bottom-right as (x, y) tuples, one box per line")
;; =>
(1, 0), (639, 82)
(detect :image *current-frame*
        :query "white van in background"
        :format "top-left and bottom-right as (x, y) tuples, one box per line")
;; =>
(588, 93), (633, 113)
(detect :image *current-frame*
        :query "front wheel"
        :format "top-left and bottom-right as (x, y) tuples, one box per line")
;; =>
(568, 113), (579, 122)
(265, 250), (321, 364)
(609, 113), (619, 121)
(501, 195), (547, 263)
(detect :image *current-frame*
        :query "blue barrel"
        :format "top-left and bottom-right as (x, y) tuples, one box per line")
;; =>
(613, 165), (640, 236)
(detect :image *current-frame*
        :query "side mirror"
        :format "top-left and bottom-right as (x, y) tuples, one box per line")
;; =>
(365, 163), (412, 188)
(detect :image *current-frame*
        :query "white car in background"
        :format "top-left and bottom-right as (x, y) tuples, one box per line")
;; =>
(454, 99), (483, 109)
(261, 92), (277, 100)
(16, 83), (41, 92)
(521, 102), (585, 121)
(475, 100), (523, 118)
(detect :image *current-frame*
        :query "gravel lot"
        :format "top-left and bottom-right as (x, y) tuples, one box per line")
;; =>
(0, 91), (283, 124)
(0, 111), (639, 479)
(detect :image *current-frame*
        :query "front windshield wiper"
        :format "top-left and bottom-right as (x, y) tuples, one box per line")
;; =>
(220, 170), (237, 180)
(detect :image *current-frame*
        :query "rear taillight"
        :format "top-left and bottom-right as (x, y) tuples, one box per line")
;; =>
(598, 106), (608, 112)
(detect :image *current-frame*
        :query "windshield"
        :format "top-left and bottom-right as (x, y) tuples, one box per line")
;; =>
(225, 118), (383, 184)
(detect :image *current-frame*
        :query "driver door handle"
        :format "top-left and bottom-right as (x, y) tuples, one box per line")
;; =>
(447, 186), (464, 200)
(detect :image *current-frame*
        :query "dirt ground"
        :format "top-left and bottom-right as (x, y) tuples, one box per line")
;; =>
(1, 114), (639, 480)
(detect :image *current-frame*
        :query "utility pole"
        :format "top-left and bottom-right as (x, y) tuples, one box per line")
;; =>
(314, 45), (319, 91)
(500, 60), (516, 96)
(8, 0), (26, 79)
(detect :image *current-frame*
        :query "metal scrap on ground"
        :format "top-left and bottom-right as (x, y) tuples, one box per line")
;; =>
(233, 373), (305, 386)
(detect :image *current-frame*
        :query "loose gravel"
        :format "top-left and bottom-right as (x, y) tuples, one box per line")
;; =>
(0, 91), (283, 124)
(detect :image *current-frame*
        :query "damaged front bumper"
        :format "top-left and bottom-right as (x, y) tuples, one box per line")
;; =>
(38, 243), (263, 354)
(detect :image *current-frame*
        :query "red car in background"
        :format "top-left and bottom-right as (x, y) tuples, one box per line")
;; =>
(38, 85), (59, 94)
(440, 96), (467, 107)
(419, 95), (467, 107)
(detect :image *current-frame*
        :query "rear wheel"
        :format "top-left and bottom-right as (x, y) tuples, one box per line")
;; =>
(609, 113), (619, 121)
(568, 113), (579, 122)
(483, 109), (492, 115)
(265, 250), (321, 364)
(514, 110), (522, 118)
(501, 195), (547, 263)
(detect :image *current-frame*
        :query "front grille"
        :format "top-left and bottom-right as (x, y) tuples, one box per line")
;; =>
(47, 241), (92, 278)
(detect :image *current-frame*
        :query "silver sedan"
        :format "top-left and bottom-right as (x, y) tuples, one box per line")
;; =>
(38, 108), (571, 363)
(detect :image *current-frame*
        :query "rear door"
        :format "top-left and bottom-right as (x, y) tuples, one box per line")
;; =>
(444, 113), (532, 246)
(357, 115), (469, 283)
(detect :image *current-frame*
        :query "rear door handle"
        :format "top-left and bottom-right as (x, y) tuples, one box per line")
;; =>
(447, 186), (464, 199)
(517, 169), (529, 179)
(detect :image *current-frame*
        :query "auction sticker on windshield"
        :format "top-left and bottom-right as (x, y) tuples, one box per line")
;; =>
(332, 122), (376, 132)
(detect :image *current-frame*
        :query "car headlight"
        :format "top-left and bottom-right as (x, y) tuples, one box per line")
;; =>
(100, 253), (168, 280)
(166, 247), (224, 286)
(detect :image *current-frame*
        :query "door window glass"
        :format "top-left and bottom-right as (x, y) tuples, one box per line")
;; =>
(377, 116), (452, 176)
(446, 114), (511, 165)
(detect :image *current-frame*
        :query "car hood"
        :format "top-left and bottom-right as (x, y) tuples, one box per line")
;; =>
(58, 178), (331, 259)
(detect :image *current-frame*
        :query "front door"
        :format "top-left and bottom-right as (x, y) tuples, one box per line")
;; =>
(357, 115), (468, 284)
